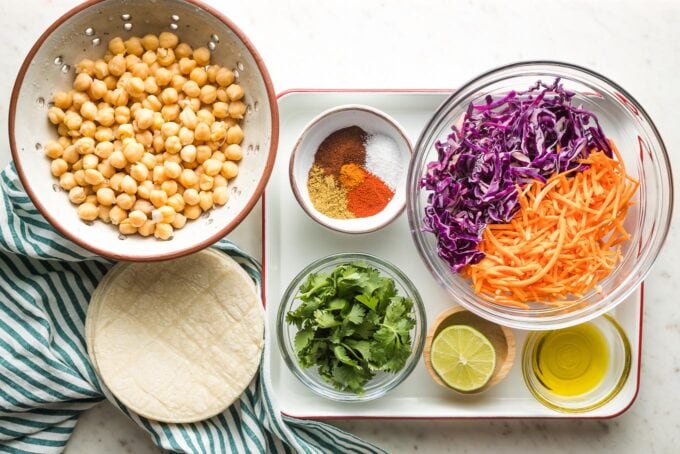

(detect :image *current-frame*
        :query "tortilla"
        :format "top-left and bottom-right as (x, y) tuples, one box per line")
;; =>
(85, 249), (264, 423)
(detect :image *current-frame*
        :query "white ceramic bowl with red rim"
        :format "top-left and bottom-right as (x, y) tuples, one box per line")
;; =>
(289, 104), (412, 234)
(9, 0), (278, 261)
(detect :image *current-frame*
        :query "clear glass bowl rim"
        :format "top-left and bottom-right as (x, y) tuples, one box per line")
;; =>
(407, 60), (674, 330)
(276, 252), (427, 402)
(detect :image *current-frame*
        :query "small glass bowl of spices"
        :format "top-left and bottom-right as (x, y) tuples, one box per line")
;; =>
(290, 105), (412, 233)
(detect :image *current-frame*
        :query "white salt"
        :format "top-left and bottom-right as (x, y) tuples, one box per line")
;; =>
(364, 133), (403, 190)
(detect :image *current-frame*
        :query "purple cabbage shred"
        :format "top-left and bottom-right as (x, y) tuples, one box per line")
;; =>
(421, 78), (612, 273)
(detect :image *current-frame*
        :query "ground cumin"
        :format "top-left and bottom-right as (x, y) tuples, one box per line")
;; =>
(314, 126), (367, 176)
(307, 165), (354, 219)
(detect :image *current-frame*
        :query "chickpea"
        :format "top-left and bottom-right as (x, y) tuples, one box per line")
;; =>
(221, 161), (239, 180)
(109, 150), (127, 169)
(47, 106), (65, 125)
(176, 58), (194, 76)
(209, 122), (226, 142)
(72, 159), (84, 171)
(79, 101), (96, 121)
(182, 80), (200, 97)
(44, 141), (63, 159)
(50, 159), (68, 177)
(152, 134), (165, 153)
(72, 170), (86, 187)
(74, 137), (94, 155)
(213, 186), (229, 206)
(162, 160), (182, 179)
(69, 186), (87, 204)
(135, 108), (154, 130)
(109, 206), (128, 225)
(92, 60), (109, 79)
(189, 67), (208, 87)
(198, 85), (217, 105)
(107, 37), (125, 54)
(121, 175), (138, 195)
(126, 209), (146, 228)
(206, 65), (219, 83)
(176, 169), (197, 189)
(160, 87), (178, 105)
(96, 187), (115, 206)
(165, 136), (182, 154)
(141, 152), (156, 170)
(124, 37), (144, 56)
(161, 104), (180, 121)
(92, 141), (112, 160)
(136, 180), (153, 200)
(170, 74), (186, 92)
(161, 179), (178, 196)
(73, 73), (92, 92)
(151, 112), (165, 130)
(198, 191), (213, 211)
(64, 112), (83, 131)
(226, 125), (244, 144)
(80, 121), (96, 138)
(155, 67), (172, 86)
(98, 160), (116, 179)
(184, 204), (202, 220)
(150, 189), (168, 208)
(182, 188), (199, 205)
(82, 154), (99, 170)
(133, 199), (154, 215)
(134, 220), (152, 236)
(154, 222), (173, 240)
(165, 153), (181, 165)
(89, 80), (108, 101)
(158, 32), (179, 49)
(59, 172), (77, 190)
(92, 127), (112, 142)
(216, 87), (228, 103)
(85, 195), (98, 205)
(152, 205), (176, 224)
(144, 94), (162, 111)
(108, 87), (129, 107)
(126, 162), (147, 182)
(171, 213), (187, 229)
(116, 218), (136, 235)
(108, 54), (126, 76)
(196, 145), (212, 164)
(53, 91), (72, 109)
(72, 91), (89, 110)
(125, 77), (145, 97)
(107, 172), (123, 191)
(174, 145), (195, 164)
(199, 173), (214, 191)
(142, 50), (158, 66)
(219, 144), (241, 162)
(116, 124), (134, 140)
(124, 54), (141, 68)
(157, 47), (175, 66)
(179, 107), (198, 130)
(122, 140), (144, 163)
(200, 158), (221, 177)
(216, 68), (235, 87)
(77, 202), (99, 221)
(84, 169), (104, 185)
(135, 130), (153, 147)
(139, 34), (159, 51)
(63, 145), (79, 164)
(103, 75), (118, 90)
(166, 193), (185, 213)
(173, 42), (192, 58)
(113, 106), (131, 125)
(131, 62), (150, 79)
(116, 193), (135, 210)
(226, 83), (244, 101)
(212, 101), (229, 119)
(188, 46), (208, 65)
(228, 101), (247, 119)
(96, 205), (111, 222)
(173, 126), (191, 146)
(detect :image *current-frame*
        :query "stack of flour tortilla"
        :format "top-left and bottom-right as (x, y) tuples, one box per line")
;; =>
(86, 249), (264, 423)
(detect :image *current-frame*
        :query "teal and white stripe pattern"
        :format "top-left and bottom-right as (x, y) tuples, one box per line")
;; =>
(0, 164), (384, 454)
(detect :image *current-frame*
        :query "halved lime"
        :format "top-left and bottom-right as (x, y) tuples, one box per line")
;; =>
(431, 325), (496, 392)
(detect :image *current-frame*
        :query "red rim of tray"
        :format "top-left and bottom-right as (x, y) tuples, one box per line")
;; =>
(262, 88), (644, 420)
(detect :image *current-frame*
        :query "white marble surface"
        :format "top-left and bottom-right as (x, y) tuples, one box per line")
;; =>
(1, 0), (678, 452)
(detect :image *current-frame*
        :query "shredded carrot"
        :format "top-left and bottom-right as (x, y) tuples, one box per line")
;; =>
(462, 147), (639, 307)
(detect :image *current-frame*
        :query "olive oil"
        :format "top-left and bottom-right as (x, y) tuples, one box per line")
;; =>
(531, 323), (609, 396)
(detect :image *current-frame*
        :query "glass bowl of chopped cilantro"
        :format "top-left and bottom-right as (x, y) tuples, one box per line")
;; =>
(407, 61), (673, 330)
(277, 253), (426, 401)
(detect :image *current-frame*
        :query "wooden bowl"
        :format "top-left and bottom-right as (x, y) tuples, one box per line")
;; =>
(423, 305), (515, 393)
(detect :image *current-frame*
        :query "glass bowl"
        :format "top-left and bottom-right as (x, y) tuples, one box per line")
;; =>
(407, 61), (673, 330)
(521, 314), (631, 413)
(276, 253), (426, 402)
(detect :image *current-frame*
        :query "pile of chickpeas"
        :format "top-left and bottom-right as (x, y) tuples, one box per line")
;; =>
(45, 32), (246, 240)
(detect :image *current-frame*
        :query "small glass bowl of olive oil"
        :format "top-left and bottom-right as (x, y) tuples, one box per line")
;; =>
(522, 315), (631, 413)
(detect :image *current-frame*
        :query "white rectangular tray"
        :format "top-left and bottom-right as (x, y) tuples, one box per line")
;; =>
(263, 89), (642, 419)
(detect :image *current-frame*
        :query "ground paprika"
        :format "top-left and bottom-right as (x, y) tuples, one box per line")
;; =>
(347, 173), (394, 217)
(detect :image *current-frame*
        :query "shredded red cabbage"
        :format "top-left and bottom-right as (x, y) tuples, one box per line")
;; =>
(422, 79), (612, 272)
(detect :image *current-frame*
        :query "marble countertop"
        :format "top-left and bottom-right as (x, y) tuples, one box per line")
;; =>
(1, 0), (678, 452)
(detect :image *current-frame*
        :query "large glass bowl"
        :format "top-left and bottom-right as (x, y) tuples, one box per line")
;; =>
(276, 253), (426, 402)
(407, 61), (673, 330)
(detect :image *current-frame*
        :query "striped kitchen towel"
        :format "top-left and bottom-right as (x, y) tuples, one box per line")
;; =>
(0, 163), (384, 454)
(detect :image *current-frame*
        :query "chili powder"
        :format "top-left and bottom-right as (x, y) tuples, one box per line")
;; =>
(347, 173), (394, 217)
